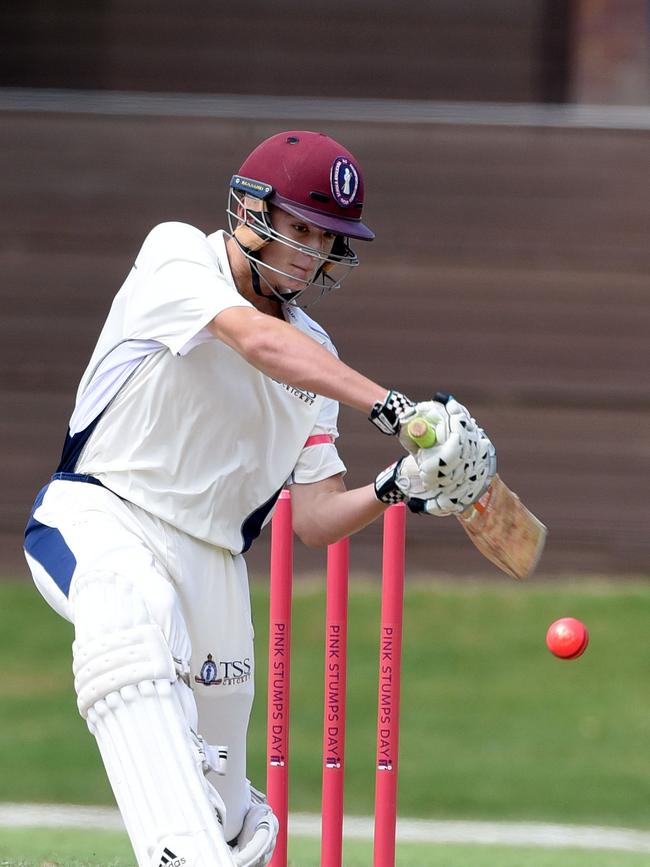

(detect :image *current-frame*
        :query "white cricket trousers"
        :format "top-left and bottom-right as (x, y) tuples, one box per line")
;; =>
(24, 476), (255, 843)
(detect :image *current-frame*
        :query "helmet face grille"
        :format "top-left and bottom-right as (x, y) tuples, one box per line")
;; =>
(226, 187), (359, 308)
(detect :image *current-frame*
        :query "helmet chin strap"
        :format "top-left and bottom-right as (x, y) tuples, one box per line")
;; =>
(248, 253), (300, 304)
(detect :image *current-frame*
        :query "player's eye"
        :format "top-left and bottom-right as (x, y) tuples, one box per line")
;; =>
(292, 223), (308, 234)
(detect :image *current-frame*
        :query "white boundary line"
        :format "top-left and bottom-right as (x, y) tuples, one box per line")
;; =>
(1, 88), (650, 130)
(3, 805), (650, 853)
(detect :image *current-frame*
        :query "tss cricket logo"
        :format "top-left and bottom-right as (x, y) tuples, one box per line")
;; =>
(195, 653), (251, 686)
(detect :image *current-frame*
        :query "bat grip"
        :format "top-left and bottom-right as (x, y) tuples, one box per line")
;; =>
(406, 418), (437, 448)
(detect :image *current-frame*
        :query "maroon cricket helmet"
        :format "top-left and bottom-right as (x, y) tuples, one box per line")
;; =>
(234, 131), (375, 241)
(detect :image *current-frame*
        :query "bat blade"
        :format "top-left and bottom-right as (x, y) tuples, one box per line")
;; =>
(457, 475), (547, 580)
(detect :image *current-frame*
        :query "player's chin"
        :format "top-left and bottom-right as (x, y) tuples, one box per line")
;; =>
(276, 276), (307, 295)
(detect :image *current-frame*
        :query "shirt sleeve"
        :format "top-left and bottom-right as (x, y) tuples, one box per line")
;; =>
(124, 223), (253, 355)
(290, 396), (347, 485)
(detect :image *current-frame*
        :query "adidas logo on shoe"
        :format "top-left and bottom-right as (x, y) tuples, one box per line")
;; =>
(159, 847), (186, 867)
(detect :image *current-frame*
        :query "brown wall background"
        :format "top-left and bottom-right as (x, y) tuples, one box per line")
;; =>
(0, 1), (569, 102)
(1, 3), (649, 582)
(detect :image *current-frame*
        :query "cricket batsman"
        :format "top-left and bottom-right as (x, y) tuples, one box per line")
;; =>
(24, 131), (495, 866)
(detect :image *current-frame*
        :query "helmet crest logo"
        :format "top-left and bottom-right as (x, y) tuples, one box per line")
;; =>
(330, 157), (359, 208)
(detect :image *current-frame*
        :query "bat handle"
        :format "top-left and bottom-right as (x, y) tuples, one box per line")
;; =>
(406, 418), (437, 448)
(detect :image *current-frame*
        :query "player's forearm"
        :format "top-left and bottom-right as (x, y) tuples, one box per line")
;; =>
(292, 483), (387, 548)
(210, 309), (387, 413)
(255, 331), (386, 413)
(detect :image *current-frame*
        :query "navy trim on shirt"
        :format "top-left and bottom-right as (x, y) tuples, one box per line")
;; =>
(56, 413), (106, 474)
(240, 486), (284, 553)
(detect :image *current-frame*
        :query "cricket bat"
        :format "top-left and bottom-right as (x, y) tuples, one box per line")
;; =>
(407, 419), (547, 580)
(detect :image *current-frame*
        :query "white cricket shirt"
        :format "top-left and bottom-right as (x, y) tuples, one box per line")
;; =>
(63, 222), (346, 553)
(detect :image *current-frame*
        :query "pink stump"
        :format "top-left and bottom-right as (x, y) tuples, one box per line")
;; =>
(320, 536), (350, 867)
(267, 490), (293, 867)
(373, 503), (407, 867)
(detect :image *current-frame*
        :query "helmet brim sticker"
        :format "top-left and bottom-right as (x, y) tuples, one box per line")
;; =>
(230, 175), (273, 199)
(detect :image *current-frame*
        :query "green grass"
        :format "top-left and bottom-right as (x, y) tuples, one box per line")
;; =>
(2, 578), (650, 831)
(1, 828), (650, 867)
(0, 827), (130, 866)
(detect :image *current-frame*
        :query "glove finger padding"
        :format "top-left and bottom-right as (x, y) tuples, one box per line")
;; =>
(417, 432), (466, 486)
(384, 456), (457, 516)
(413, 450), (496, 516)
(231, 786), (279, 867)
(375, 454), (450, 505)
(394, 455), (429, 497)
(397, 454), (463, 517)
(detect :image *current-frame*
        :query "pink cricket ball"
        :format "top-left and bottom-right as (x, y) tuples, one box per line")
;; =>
(546, 617), (589, 660)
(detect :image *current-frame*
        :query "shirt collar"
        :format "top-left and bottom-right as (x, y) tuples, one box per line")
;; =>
(206, 230), (235, 286)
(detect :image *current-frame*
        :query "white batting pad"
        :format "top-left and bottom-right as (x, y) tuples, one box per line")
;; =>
(85, 676), (235, 867)
(71, 569), (236, 867)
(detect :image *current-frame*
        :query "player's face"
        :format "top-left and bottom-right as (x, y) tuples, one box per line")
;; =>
(257, 207), (337, 295)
